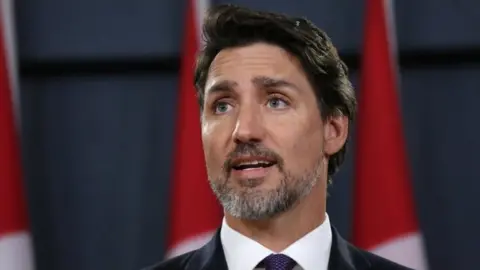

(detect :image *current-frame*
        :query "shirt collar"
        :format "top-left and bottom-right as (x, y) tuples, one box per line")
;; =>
(220, 214), (332, 270)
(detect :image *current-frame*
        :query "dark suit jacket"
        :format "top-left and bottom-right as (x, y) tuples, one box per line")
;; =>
(143, 226), (414, 270)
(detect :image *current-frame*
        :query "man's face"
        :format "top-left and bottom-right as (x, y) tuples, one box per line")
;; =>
(201, 43), (346, 220)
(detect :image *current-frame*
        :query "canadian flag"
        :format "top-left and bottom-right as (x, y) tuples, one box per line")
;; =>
(164, 0), (222, 259)
(352, 0), (428, 269)
(0, 0), (35, 269)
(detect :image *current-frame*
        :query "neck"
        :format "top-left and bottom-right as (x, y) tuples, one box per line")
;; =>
(224, 182), (327, 252)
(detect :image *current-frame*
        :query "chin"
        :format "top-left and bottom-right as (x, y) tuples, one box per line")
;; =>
(235, 174), (285, 189)
(233, 177), (264, 188)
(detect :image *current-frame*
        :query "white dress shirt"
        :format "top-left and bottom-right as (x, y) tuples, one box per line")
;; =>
(220, 213), (332, 270)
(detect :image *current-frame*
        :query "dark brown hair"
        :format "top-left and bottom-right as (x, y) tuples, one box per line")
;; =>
(194, 4), (357, 179)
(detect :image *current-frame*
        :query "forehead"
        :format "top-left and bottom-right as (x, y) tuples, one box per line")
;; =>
(205, 43), (309, 91)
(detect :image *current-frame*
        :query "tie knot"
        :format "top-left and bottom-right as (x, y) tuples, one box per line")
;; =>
(262, 254), (296, 270)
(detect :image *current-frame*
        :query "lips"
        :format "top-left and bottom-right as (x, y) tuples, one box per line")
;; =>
(230, 157), (277, 171)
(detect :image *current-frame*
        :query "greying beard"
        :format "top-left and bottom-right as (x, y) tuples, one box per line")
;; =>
(209, 161), (322, 220)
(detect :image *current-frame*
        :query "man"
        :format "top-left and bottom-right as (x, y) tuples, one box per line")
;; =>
(145, 4), (413, 270)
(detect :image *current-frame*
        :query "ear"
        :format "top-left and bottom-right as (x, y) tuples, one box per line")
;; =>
(323, 114), (349, 156)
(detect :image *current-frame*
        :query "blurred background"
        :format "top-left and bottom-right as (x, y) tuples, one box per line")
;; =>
(1, 0), (480, 270)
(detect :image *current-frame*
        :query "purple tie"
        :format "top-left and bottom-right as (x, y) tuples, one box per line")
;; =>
(262, 254), (296, 270)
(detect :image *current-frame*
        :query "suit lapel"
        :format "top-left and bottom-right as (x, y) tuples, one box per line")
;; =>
(328, 226), (368, 270)
(185, 229), (228, 270)
(328, 226), (367, 270)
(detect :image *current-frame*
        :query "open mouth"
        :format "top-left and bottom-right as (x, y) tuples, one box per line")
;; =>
(231, 158), (276, 171)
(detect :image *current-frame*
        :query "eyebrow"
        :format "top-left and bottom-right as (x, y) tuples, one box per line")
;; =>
(206, 76), (300, 95)
(206, 80), (238, 95)
(252, 76), (300, 91)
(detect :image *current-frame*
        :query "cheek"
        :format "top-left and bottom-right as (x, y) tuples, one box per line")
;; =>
(202, 123), (218, 159)
(290, 132), (323, 167)
(268, 115), (324, 170)
(201, 120), (231, 173)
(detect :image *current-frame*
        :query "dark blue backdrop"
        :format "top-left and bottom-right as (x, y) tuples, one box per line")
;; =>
(17, 0), (480, 269)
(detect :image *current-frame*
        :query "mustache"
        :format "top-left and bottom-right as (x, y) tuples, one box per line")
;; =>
(223, 142), (284, 172)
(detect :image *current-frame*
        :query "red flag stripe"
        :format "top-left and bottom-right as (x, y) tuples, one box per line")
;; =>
(0, 2), (35, 268)
(166, 0), (221, 257)
(352, 0), (419, 249)
(0, 0), (28, 236)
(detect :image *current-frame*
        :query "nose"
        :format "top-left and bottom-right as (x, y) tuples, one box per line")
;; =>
(232, 104), (265, 144)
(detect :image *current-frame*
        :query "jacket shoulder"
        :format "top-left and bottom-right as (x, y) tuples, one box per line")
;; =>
(352, 245), (415, 270)
(141, 251), (196, 270)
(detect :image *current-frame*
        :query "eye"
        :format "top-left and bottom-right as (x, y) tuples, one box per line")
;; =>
(213, 101), (232, 114)
(267, 96), (289, 109)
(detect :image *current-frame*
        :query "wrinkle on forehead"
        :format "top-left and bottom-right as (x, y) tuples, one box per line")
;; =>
(205, 43), (308, 93)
